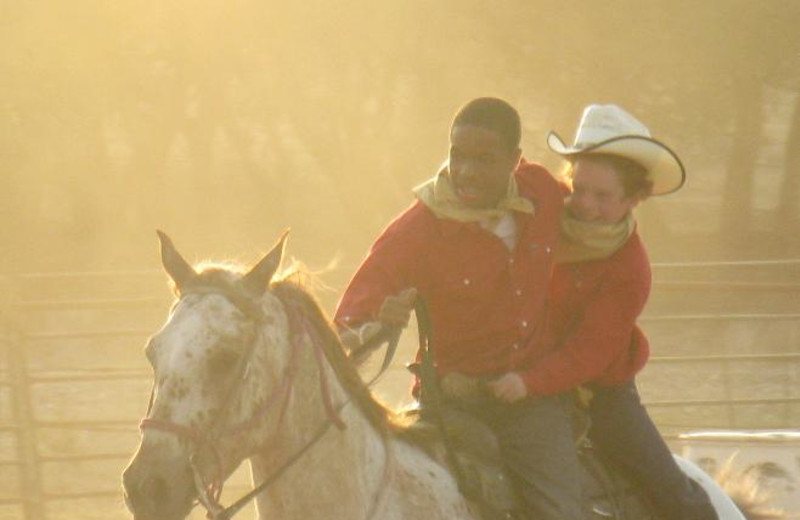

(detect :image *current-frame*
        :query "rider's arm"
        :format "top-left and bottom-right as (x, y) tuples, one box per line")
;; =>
(520, 243), (651, 396)
(334, 204), (426, 346)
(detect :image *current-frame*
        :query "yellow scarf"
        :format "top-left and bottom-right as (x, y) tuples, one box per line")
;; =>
(413, 165), (535, 223)
(556, 212), (635, 264)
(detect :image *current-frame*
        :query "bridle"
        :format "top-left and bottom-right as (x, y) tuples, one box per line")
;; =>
(137, 284), (353, 519)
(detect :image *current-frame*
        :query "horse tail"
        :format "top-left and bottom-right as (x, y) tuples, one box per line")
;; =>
(713, 457), (790, 520)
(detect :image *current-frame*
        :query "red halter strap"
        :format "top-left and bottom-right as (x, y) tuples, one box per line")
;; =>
(139, 417), (201, 439)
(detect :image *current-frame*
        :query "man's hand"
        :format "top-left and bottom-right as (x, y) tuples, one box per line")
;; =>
(488, 372), (528, 403)
(378, 288), (417, 327)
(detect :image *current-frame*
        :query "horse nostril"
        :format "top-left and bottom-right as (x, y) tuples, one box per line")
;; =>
(123, 467), (171, 514)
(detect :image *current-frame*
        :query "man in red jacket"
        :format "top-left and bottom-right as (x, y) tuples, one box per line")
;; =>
(335, 97), (582, 520)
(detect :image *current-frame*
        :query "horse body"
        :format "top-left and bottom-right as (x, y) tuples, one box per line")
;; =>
(250, 405), (474, 520)
(675, 456), (746, 520)
(122, 232), (477, 520)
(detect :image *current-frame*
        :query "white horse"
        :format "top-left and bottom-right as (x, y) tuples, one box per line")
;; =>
(122, 231), (476, 520)
(122, 231), (761, 520)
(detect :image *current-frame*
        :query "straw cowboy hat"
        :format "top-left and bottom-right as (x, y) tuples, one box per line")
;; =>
(547, 104), (686, 195)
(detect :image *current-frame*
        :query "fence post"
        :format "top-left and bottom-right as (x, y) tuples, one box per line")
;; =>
(1, 276), (46, 520)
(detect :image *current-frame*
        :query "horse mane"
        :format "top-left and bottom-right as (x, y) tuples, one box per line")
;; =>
(270, 277), (402, 438)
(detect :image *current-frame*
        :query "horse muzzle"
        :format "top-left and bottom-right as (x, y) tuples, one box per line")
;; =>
(122, 445), (196, 520)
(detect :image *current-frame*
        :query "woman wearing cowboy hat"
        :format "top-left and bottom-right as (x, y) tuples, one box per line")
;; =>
(489, 104), (718, 519)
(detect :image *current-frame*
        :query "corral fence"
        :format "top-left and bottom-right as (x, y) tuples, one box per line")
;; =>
(640, 259), (800, 435)
(0, 260), (798, 520)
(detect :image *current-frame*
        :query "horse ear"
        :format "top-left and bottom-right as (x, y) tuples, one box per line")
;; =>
(242, 229), (290, 296)
(157, 230), (197, 290)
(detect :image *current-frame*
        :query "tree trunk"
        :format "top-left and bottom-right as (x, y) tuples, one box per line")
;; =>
(721, 74), (762, 251)
(776, 95), (800, 232)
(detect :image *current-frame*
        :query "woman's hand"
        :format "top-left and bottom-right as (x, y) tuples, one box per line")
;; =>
(488, 372), (528, 403)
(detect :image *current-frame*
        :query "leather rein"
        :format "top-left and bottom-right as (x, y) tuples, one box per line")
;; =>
(137, 285), (348, 520)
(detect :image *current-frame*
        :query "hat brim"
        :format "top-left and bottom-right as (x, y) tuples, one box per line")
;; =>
(547, 131), (686, 196)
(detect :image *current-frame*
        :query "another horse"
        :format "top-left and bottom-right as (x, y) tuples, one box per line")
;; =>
(122, 232), (755, 520)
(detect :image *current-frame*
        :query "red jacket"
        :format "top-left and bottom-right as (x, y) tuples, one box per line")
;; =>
(334, 160), (563, 378)
(522, 230), (651, 395)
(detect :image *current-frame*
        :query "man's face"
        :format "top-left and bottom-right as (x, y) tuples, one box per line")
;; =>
(448, 124), (521, 209)
(567, 157), (640, 224)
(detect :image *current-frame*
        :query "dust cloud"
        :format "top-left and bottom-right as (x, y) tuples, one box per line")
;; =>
(2, 1), (799, 289)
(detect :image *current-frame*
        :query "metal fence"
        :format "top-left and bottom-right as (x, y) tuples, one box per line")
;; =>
(0, 272), (163, 520)
(0, 261), (798, 520)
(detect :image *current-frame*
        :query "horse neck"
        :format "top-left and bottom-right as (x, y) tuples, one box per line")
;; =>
(249, 303), (389, 518)
(247, 295), (478, 520)
(250, 408), (388, 519)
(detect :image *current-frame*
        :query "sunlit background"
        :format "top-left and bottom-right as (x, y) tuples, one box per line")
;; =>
(3, 0), (800, 274)
(2, 1), (800, 519)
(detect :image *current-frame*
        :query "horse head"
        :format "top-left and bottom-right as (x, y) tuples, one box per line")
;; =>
(122, 230), (290, 520)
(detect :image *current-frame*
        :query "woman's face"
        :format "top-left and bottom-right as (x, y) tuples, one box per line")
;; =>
(567, 157), (641, 224)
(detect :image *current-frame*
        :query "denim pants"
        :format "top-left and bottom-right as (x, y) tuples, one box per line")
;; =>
(450, 393), (583, 520)
(588, 382), (718, 520)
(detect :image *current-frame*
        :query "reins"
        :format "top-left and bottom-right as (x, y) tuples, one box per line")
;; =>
(347, 323), (403, 386)
(210, 399), (350, 520)
(414, 297), (471, 496)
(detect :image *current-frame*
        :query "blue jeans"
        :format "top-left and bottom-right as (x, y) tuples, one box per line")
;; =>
(449, 393), (583, 520)
(588, 382), (718, 520)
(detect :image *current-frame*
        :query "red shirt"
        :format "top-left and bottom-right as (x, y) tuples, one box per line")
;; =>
(522, 230), (651, 395)
(334, 160), (563, 378)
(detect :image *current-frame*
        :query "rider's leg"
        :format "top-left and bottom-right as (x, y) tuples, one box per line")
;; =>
(588, 382), (718, 520)
(488, 394), (584, 520)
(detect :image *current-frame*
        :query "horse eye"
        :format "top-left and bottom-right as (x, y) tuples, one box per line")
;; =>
(207, 348), (241, 374)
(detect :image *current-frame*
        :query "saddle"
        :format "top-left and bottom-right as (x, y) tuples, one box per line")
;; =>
(405, 397), (657, 520)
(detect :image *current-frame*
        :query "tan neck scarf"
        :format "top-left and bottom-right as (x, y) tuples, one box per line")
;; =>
(413, 166), (535, 223)
(556, 212), (635, 264)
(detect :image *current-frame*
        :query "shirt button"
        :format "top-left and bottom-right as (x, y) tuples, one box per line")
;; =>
(521, 321), (528, 328)
(515, 289), (523, 296)
(463, 278), (471, 286)
(509, 258), (515, 264)
(512, 343), (520, 350)
(343, 316), (351, 322)
(545, 246), (552, 254)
